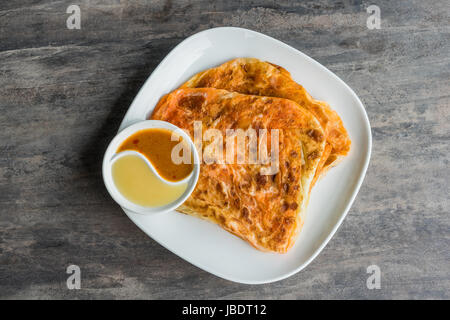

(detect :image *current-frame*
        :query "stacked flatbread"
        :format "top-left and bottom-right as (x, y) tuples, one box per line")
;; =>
(150, 58), (350, 253)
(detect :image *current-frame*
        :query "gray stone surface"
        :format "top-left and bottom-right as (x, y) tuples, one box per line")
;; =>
(0, 0), (449, 299)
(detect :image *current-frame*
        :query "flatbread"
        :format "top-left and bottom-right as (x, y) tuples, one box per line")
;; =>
(181, 58), (351, 186)
(150, 88), (325, 253)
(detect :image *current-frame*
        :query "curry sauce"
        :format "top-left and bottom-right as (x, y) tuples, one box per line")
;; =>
(117, 128), (193, 182)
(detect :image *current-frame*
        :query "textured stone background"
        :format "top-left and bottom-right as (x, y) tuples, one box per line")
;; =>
(0, 0), (448, 299)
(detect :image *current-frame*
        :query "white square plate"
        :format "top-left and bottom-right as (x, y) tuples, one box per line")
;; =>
(117, 27), (371, 284)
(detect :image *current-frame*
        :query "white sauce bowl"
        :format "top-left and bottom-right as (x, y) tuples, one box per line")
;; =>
(102, 120), (200, 215)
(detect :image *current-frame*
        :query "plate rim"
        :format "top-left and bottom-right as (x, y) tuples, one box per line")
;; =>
(118, 26), (372, 284)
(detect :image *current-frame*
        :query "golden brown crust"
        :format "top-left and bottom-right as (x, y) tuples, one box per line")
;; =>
(150, 88), (325, 253)
(181, 58), (351, 176)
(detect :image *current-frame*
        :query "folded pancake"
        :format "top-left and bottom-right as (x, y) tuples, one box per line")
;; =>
(151, 88), (325, 253)
(181, 58), (351, 186)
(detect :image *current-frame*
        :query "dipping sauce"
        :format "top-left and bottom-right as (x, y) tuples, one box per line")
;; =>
(117, 128), (193, 182)
(112, 154), (187, 207)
